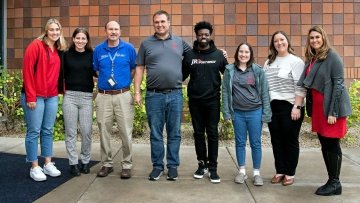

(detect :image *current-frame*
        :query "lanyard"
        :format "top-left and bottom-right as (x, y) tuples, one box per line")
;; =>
(108, 51), (118, 77)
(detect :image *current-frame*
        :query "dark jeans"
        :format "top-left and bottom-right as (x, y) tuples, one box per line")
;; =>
(268, 100), (304, 176)
(189, 98), (220, 168)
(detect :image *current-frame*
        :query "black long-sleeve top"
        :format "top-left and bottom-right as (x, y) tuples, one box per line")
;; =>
(63, 49), (95, 93)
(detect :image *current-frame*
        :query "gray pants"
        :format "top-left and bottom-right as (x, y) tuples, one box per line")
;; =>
(63, 91), (93, 165)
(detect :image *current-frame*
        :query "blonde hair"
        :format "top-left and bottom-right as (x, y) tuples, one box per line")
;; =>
(304, 25), (331, 63)
(37, 18), (67, 51)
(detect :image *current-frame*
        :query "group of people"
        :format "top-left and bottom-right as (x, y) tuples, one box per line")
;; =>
(21, 10), (351, 196)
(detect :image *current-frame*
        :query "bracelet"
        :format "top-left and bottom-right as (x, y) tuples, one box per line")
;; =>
(135, 91), (140, 94)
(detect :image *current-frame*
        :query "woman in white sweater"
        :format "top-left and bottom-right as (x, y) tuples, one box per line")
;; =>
(264, 31), (306, 186)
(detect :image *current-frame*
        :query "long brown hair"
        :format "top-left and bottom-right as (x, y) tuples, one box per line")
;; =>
(69, 27), (93, 52)
(37, 18), (67, 51)
(304, 25), (331, 63)
(267, 31), (295, 65)
(234, 42), (254, 68)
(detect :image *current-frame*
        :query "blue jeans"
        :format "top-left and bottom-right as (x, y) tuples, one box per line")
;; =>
(233, 108), (262, 169)
(21, 94), (59, 162)
(145, 89), (182, 169)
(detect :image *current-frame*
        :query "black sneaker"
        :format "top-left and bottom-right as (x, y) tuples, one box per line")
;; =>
(167, 167), (178, 181)
(70, 164), (81, 176)
(194, 162), (208, 179)
(148, 168), (163, 181)
(209, 170), (221, 183)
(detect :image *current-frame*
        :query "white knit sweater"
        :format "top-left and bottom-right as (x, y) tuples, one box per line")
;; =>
(264, 54), (306, 104)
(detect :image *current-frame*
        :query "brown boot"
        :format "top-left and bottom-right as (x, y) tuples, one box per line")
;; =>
(120, 169), (131, 179)
(97, 166), (113, 177)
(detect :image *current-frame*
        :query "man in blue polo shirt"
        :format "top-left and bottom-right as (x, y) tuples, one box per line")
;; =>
(93, 20), (137, 179)
(134, 10), (191, 181)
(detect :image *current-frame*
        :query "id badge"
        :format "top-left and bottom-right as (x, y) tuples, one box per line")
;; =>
(108, 76), (117, 87)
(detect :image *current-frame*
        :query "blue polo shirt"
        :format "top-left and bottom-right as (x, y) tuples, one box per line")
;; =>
(93, 40), (137, 90)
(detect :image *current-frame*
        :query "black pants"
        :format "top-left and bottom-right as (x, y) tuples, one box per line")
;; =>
(268, 100), (304, 176)
(189, 98), (220, 168)
(318, 134), (342, 155)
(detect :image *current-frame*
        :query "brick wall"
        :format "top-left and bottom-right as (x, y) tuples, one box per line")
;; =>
(6, 0), (360, 80)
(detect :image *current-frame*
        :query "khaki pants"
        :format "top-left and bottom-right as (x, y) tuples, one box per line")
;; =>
(95, 91), (134, 169)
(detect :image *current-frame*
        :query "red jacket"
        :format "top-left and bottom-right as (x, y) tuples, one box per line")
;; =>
(23, 39), (64, 102)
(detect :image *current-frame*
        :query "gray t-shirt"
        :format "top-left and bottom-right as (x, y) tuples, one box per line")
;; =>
(232, 67), (262, 111)
(136, 34), (191, 90)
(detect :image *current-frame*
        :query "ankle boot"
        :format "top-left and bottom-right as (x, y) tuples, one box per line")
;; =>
(315, 152), (342, 196)
(70, 164), (81, 176)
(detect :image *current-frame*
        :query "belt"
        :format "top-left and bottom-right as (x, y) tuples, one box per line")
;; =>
(146, 88), (181, 94)
(98, 88), (129, 95)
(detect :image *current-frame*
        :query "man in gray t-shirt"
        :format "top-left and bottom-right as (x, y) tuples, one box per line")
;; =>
(134, 10), (191, 181)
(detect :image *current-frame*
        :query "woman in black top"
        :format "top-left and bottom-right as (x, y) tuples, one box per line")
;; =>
(62, 28), (95, 176)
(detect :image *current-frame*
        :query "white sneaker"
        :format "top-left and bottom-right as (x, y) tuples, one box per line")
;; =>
(43, 162), (61, 177)
(30, 166), (47, 181)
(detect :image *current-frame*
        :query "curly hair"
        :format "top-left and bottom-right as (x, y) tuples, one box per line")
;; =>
(194, 21), (213, 35)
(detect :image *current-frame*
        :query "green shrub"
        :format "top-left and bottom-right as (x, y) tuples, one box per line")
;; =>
(130, 77), (148, 137)
(348, 80), (360, 128)
(219, 116), (234, 140)
(343, 80), (360, 144)
(53, 95), (65, 141)
(0, 69), (23, 130)
(181, 85), (192, 123)
(219, 87), (235, 140)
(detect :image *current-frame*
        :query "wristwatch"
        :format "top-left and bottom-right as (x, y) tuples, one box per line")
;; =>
(293, 105), (301, 109)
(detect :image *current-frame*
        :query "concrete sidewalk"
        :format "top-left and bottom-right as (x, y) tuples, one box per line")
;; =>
(1, 137), (359, 203)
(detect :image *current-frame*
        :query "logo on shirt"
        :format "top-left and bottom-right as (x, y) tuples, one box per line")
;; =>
(247, 74), (255, 85)
(100, 55), (109, 60)
(100, 53), (126, 60)
(191, 59), (216, 65)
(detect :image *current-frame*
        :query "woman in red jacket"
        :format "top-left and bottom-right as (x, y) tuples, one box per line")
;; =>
(21, 18), (67, 181)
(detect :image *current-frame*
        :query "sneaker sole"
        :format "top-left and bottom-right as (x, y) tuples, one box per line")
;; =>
(194, 169), (208, 179)
(208, 172), (221, 183)
(210, 179), (221, 183)
(44, 171), (61, 177)
(30, 174), (47, 181)
(167, 176), (178, 181)
(254, 182), (264, 186)
(148, 171), (163, 181)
